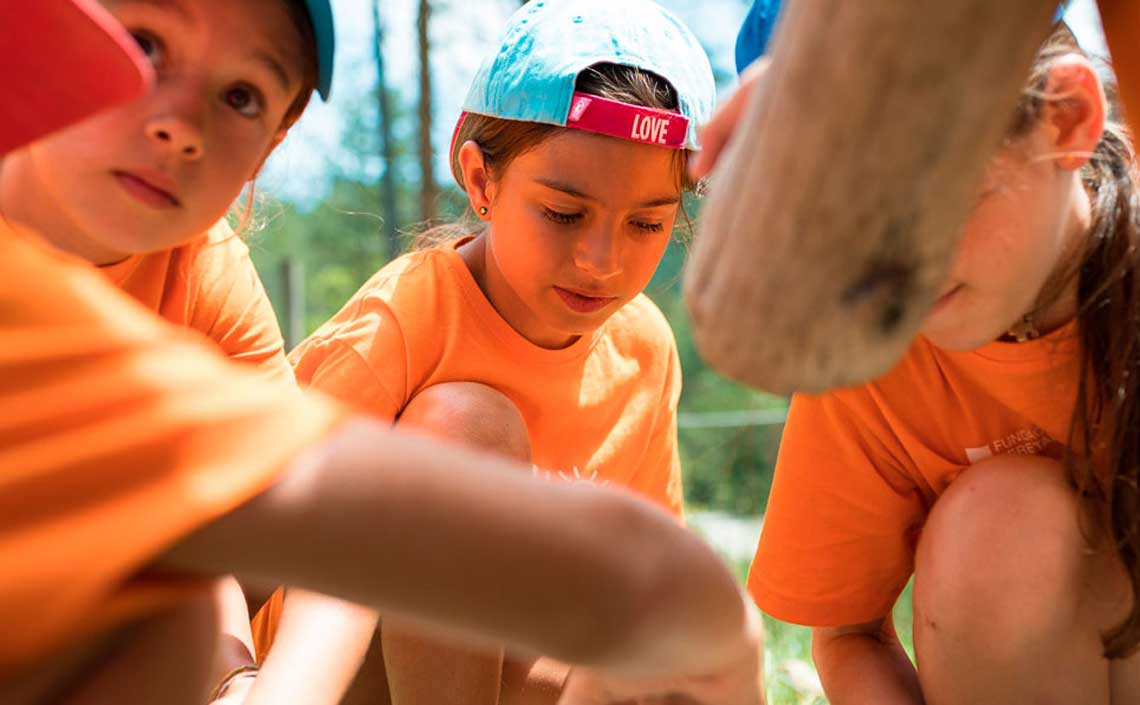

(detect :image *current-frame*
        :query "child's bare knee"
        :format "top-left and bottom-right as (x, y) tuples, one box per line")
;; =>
(915, 456), (1088, 649)
(399, 382), (531, 461)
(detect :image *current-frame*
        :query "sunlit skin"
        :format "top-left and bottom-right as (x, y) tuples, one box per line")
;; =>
(0, 0), (304, 265)
(457, 131), (685, 349)
(920, 56), (1104, 351)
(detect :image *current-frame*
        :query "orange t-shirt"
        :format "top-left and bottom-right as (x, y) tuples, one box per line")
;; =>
(290, 241), (684, 509)
(0, 225), (347, 678)
(251, 241), (684, 657)
(98, 221), (292, 385)
(748, 326), (1079, 627)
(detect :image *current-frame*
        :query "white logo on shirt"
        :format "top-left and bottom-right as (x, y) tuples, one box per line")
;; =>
(532, 464), (608, 487)
(963, 425), (1059, 464)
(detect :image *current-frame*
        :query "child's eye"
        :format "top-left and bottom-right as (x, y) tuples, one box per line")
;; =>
(631, 220), (666, 233)
(224, 85), (265, 118)
(544, 208), (583, 225)
(129, 30), (165, 68)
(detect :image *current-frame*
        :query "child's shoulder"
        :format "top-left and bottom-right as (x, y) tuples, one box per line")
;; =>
(356, 243), (465, 303)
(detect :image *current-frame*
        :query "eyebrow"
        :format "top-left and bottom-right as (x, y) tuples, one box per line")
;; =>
(122, 0), (192, 21)
(253, 50), (295, 95)
(117, 0), (294, 95)
(535, 178), (680, 209)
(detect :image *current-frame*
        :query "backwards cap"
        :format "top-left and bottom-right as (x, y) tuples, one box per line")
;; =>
(0, 0), (152, 155)
(458, 0), (716, 151)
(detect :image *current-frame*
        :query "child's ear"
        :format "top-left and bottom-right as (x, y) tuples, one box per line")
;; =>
(458, 140), (494, 220)
(1041, 55), (1106, 172)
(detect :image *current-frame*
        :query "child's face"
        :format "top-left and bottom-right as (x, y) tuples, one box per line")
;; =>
(483, 131), (682, 348)
(0, 0), (306, 263)
(920, 131), (1089, 351)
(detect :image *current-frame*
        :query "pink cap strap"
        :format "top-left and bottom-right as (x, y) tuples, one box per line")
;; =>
(565, 92), (688, 149)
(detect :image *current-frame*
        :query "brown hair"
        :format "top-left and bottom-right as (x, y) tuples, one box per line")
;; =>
(416, 63), (695, 247)
(1010, 25), (1140, 657)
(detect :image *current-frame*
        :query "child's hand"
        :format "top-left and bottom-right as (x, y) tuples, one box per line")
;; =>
(689, 58), (771, 182)
(555, 606), (765, 705)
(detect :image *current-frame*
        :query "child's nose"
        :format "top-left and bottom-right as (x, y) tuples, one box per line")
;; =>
(145, 114), (203, 159)
(575, 226), (623, 279)
(144, 86), (206, 160)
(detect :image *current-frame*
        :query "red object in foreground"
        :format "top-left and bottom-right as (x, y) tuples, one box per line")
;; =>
(0, 0), (152, 155)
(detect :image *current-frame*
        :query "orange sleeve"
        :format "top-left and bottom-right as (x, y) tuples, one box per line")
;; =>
(184, 228), (293, 386)
(626, 339), (684, 520)
(747, 391), (925, 627)
(289, 297), (408, 423)
(0, 234), (347, 677)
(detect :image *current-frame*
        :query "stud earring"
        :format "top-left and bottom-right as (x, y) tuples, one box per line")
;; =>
(479, 206), (488, 216)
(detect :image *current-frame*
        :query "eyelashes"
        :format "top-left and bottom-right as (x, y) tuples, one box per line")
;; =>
(225, 84), (266, 118)
(544, 208), (582, 225)
(543, 208), (665, 233)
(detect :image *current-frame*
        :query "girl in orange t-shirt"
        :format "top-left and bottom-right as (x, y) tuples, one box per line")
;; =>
(0, 0), (317, 385)
(250, 3), (719, 703)
(0, 4), (766, 705)
(749, 22), (1140, 705)
(0, 0), (331, 692)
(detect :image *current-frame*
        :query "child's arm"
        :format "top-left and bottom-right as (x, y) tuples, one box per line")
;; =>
(241, 590), (378, 705)
(155, 419), (763, 696)
(812, 618), (923, 705)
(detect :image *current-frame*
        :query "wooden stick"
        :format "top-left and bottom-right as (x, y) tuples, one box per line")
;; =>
(684, 0), (1057, 394)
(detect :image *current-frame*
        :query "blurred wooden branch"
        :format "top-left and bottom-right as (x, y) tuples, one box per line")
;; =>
(684, 0), (1057, 394)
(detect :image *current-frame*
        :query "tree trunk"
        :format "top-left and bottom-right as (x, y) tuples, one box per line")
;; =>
(417, 0), (436, 223)
(684, 0), (1057, 395)
(372, 0), (400, 257)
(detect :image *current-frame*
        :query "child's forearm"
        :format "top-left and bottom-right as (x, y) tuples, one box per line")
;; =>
(243, 590), (378, 705)
(813, 621), (924, 705)
(157, 419), (754, 680)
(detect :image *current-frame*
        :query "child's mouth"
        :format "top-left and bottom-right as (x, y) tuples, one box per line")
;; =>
(113, 170), (181, 208)
(554, 286), (618, 314)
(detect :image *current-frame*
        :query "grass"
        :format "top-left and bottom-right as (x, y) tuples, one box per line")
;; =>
(728, 560), (916, 705)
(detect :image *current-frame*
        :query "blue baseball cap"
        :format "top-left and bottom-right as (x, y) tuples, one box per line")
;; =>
(460, 0), (716, 150)
(735, 0), (781, 75)
(735, 0), (1074, 76)
(302, 0), (335, 100)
